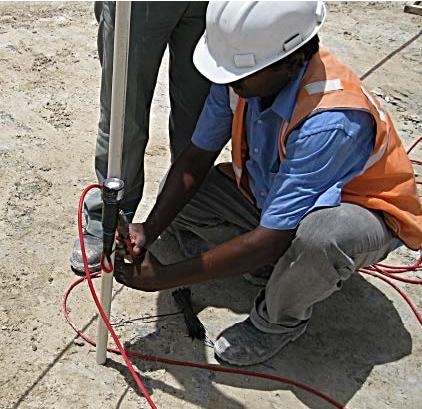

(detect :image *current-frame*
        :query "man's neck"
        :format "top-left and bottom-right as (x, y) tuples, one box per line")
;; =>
(260, 94), (277, 111)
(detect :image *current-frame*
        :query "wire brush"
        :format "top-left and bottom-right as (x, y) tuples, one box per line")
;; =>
(172, 287), (206, 341)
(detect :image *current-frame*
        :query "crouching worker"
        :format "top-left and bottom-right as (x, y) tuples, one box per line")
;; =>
(114, 1), (422, 366)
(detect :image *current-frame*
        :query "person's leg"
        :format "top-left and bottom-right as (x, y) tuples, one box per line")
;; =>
(71, 2), (187, 273)
(215, 203), (400, 366)
(86, 2), (174, 234)
(94, 1), (104, 63)
(168, 1), (210, 160)
(151, 166), (260, 263)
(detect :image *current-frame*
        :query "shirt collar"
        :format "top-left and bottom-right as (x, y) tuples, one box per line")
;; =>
(248, 62), (308, 122)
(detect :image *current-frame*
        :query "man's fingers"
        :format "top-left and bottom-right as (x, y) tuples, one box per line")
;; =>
(113, 270), (128, 286)
(113, 259), (127, 274)
(114, 272), (125, 286)
(114, 257), (145, 291)
(132, 245), (142, 256)
(116, 247), (133, 261)
(132, 246), (148, 263)
(113, 259), (133, 286)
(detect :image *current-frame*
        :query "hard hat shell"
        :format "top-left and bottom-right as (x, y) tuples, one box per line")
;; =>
(193, 1), (326, 84)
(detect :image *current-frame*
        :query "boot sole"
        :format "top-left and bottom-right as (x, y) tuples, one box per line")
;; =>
(70, 263), (101, 277)
(214, 324), (307, 367)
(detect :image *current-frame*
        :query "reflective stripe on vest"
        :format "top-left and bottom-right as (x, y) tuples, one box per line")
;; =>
(361, 86), (386, 123)
(232, 163), (242, 178)
(229, 87), (239, 114)
(305, 79), (343, 95)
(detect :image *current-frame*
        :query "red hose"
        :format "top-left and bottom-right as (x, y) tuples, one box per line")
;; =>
(75, 184), (158, 409)
(63, 274), (349, 409)
(407, 136), (421, 156)
(65, 135), (420, 408)
(63, 223), (421, 409)
(66, 183), (352, 409)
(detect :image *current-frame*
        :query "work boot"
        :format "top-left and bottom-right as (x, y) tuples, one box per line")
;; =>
(214, 318), (307, 366)
(243, 265), (273, 287)
(70, 231), (103, 276)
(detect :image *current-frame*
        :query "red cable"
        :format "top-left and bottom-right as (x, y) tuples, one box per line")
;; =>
(75, 184), (157, 409)
(357, 125), (421, 324)
(359, 268), (422, 325)
(407, 136), (421, 155)
(364, 264), (422, 284)
(67, 184), (351, 409)
(63, 274), (348, 409)
(375, 253), (421, 272)
(66, 135), (420, 409)
(63, 242), (421, 409)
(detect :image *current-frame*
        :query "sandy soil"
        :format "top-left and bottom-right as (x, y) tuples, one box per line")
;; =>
(0, 2), (421, 409)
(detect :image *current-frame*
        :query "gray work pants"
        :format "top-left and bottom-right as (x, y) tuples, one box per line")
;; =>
(162, 167), (400, 333)
(85, 1), (210, 237)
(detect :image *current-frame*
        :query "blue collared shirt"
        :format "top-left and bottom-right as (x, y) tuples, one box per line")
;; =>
(191, 66), (375, 230)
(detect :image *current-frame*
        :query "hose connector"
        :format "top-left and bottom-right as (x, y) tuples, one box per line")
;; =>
(101, 178), (124, 260)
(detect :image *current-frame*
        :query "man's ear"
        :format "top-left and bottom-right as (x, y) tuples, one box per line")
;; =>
(286, 52), (305, 77)
(270, 51), (305, 76)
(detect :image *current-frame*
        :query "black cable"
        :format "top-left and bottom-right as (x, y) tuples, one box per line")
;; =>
(360, 29), (421, 81)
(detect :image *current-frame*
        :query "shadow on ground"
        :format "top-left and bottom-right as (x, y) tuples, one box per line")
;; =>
(107, 272), (412, 409)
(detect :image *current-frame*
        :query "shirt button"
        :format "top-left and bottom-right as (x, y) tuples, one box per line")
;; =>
(257, 119), (263, 125)
(253, 148), (259, 154)
(260, 191), (266, 197)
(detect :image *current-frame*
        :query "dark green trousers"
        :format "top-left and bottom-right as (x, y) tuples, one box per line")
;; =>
(85, 1), (210, 237)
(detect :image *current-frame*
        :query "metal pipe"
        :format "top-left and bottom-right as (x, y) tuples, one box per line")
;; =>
(96, 1), (132, 365)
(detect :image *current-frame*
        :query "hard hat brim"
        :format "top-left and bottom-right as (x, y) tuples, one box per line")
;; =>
(193, 34), (262, 84)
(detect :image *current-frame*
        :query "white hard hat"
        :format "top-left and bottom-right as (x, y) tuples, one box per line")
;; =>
(194, 1), (326, 84)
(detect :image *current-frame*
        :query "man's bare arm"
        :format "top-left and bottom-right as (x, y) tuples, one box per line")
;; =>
(129, 143), (219, 254)
(115, 226), (295, 291)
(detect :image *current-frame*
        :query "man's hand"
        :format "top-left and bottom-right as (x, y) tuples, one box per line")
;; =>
(116, 222), (150, 259)
(116, 226), (296, 292)
(127, 223), (148, 257)
(114, 251), (163, 292)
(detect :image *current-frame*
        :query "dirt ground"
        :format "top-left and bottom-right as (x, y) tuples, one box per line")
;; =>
(0, 2), (421, 409)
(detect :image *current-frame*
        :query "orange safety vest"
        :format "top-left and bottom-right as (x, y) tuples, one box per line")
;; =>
(226, 48), (422, 250)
